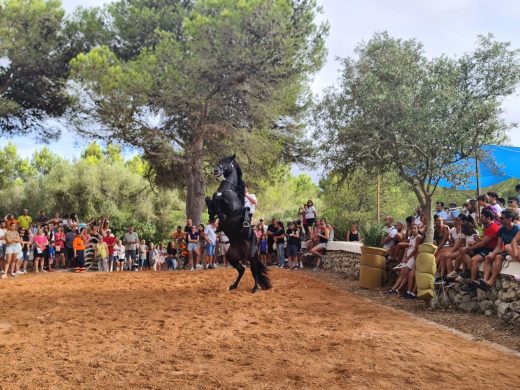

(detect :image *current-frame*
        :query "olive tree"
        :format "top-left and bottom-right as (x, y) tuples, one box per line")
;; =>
(314, 33), (520, 242)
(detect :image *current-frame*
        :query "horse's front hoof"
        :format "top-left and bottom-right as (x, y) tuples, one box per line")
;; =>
(251, 286), (259, 293)
(229, 284), (237, 291)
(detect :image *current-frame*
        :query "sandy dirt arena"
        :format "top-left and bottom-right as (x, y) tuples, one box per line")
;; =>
(1, 268), (520, 389)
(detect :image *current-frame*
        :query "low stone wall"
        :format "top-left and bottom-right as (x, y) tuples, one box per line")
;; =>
(322, 250), (361, 278)
(320, 241), (520, 325)
(439, 275), (520, 325)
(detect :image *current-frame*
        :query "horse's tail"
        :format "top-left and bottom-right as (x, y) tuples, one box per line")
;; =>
(257, 260), (271, 290)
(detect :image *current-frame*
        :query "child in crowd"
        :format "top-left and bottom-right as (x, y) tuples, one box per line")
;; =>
(388, 223), (423, 298)
(48, 241), (56, 272)
(95, 238), (109, 272)
(115, 239), (126, 271)
(138, 239), (148, 271)
(259, 234), (268, 266)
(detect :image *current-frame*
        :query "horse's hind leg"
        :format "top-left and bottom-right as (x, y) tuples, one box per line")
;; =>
(250, 259), (259, 293)
(228, 259), (245, 291)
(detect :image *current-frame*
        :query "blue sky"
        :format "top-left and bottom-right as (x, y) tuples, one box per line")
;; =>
(2, 0), (519, 165)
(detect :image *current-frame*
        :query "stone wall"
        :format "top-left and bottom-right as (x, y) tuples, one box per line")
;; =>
(438, 275), (520, 325)
(319, 241), (520, 325)
(322, 250), (361, 278)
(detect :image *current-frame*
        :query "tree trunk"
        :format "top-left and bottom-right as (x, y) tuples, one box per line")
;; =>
(184, 135), (205, 226)
(424, 195), (434, 244)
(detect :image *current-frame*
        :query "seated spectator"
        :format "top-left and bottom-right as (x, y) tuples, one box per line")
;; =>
(460, 209), (500, 292)
(388, 221), (407, 261)
(516, 184), (520, 203)
(447, 203), (460, 222)
(445, 221), (479, 281)
(389, 216), (413, 263)
(311, 221), (329, 271)
(346, 223), (360, 242)
(381, 216), (398, 251)
(436, 216), (463, 280)
(433, 215), (451, 277)
(479, 210), (520, 290)
(387, 223), (422, 298)
(498, 197), (506, 210)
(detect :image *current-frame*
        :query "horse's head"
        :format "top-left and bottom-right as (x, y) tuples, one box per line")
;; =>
(213, 154), (237, 182)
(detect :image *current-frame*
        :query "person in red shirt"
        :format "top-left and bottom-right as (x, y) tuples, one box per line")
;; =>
(103, 230), (116, 272)
(460, 209), (500, 292)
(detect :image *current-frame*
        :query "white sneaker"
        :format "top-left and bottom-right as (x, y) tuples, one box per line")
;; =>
(190, 267), (195, 271)
(1, 274), (6, 279)
(22, 269), (27, 274)
(393, 263), (406, 270)
(514, 274), (520, 282)
(447, 271), (459, 279)
(506, 255), (513, 261)
(15, 270), (24, 275)
(10, 273), (16, 277)
(299, 262), (303, 269)
(312, 267), (320, 272)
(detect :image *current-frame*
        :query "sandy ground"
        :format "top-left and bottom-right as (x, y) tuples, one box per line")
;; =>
(1, 268), (520, 390)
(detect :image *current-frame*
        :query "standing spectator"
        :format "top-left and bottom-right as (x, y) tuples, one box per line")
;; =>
(149, 242), (159, 271)
(187, 225), (199, 271)
(68, 213), (79, 231)
(2, 223), (21, 278)
(303, 200), (317, 232)
(47, 241), (56, 272)
(310, 220), (329, 271)
(50, 213), (61, 230)
(204, 219), (217, 269)
(478, 194), (499, 223)
(73, 229), (86, 272)
(33, 227), (48, 273)
(286, 222), (300, 270)
(198, 224), (206, 269)
(123, 226), (139, 271)
(114, 239), (126, 272)
(5, 214), (18, 229)
(103, 230), (116, 271)
(138, 240), (148, 271)
(19, 227), (31, 274)
(184, 218), (193, 245)
(298, 204), (307, 230)
(37, 210), (49, 225)
(255, 224), (263, 241)
(434, 202), (448, 220)
(0, 221), (6, 273)
(166, 241), (177, 270)
(171, 226), (184, 260)
(65, 227), (76, 267)
(219, 230), (230, 267)
(346, 223), (360, 242)
(266, 218), (277, 264)
(18, 209), (32, 230)
(95, 238), (109, 272)
(259, 233), (268, 266)
(54, 226), (66, 269)
(273, 221), (286, 268)
(242, 183), (257, 228)
(516, 184), (520, 203)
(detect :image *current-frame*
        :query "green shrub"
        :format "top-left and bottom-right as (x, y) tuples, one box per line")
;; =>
(359, 223), (386, 248)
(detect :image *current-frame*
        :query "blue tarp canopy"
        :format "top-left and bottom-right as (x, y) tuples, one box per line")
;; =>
(438, 144), (520, 189)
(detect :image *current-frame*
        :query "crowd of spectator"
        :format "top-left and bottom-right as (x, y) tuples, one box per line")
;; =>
(0, 198), (338, 278)
(384, 185), (520, 299)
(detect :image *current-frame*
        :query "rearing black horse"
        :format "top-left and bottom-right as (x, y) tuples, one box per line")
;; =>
(205, 155), (271, 293)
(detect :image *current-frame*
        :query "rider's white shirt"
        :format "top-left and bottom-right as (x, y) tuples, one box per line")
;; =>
(245, 193), (257, 214)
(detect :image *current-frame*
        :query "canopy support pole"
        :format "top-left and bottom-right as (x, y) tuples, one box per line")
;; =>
(377, 174), (381, 223)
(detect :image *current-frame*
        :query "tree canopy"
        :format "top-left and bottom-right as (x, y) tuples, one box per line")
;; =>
(67, 0), (327, 224)
(314, 32), (520, 241)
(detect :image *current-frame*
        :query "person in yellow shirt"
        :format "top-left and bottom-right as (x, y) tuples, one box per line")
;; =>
(18, 209), (32, 230)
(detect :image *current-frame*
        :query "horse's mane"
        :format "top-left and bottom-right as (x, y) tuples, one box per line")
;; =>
(220, 155), (246, 204)
(235, 162), (246, 205)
